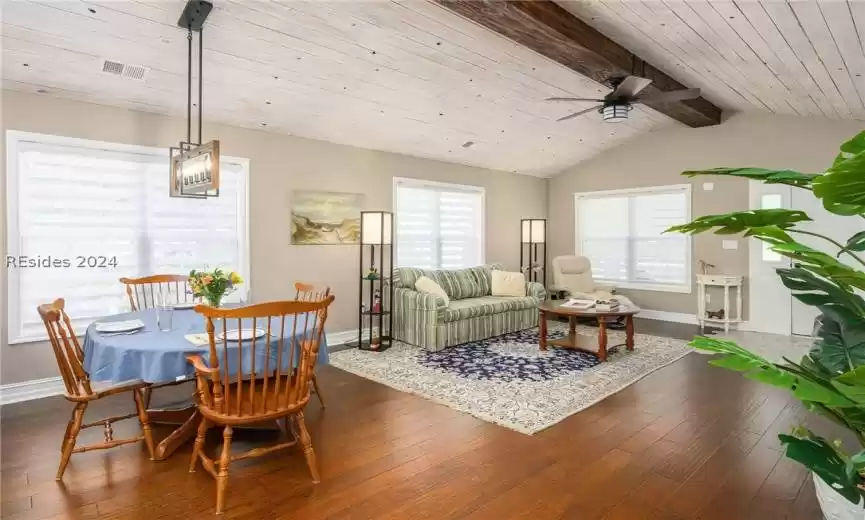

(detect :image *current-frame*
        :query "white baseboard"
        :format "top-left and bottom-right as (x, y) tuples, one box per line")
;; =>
(0, 376), (67, 406)
(0, 328), (363, 406)
(638, 309), (698, 325)
(327, 329), (359, 346)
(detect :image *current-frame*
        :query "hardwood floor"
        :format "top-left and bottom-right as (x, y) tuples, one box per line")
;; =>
(1, 326), (841, 519)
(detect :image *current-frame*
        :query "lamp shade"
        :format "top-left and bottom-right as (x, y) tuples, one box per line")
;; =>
(361, 211), (393, 245)
(521, 219), (546, 244)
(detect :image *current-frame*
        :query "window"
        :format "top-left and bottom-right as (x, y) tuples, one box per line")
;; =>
(393, 177), (484, 269)
(6, 131), (249, 343)
(574, 184), (691, 292)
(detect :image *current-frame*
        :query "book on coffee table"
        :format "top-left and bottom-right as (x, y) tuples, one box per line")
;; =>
(560, 299), (595, 310)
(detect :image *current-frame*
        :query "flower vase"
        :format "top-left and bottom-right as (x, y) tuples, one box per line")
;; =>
(205, 295), (223, 308)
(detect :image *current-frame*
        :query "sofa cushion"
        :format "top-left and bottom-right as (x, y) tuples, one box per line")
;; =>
(415, 276), (449, 306)
(438, 295), (539, 323)
(466, 266), (492, 296)
(491, 270), (526, 297)
(393, 267), (445, 289)
(437, 268), (482, 300)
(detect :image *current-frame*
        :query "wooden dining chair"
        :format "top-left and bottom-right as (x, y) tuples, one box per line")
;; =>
(187, 297), (335, 514)
(38, 299), (155, 480)
(119, 274), (191, 311)
(294, 282), (331, 408)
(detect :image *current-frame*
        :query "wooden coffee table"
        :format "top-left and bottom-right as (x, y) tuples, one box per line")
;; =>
(538, 301), (641, 362)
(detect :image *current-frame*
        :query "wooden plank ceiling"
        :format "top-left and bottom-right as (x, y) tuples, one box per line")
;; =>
(3, 1), (862, 178)
(559, 0), (865, 120)
(0, 0), (677, 177)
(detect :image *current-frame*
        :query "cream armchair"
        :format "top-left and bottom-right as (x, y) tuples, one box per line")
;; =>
(551, 255), (634, 306)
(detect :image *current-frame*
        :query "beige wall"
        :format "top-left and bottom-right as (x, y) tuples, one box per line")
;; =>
(0, 90), (546, 384)
(548, 112), (863, 315)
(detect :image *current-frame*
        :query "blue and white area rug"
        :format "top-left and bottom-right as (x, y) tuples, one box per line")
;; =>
(330, 322), (691, 434)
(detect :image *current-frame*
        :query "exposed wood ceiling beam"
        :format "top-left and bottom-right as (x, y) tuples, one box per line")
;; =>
(434, 0), (722, 127)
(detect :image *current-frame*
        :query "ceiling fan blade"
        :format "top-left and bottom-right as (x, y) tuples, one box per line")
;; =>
(556, 105), (602, 122)
(611, 75), (652, 98)
(637, 88), (701, 103)
(546, 97), (605, 102)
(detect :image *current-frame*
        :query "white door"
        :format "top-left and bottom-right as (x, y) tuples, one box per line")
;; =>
(748, 181), (793, 335)
(789, 189), (862, 335)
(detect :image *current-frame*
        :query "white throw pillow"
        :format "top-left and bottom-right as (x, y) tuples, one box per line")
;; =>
(415, 276), (449, 306)
(491, 271), (526, 297)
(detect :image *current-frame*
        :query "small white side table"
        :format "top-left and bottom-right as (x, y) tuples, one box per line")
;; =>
(696, 274), (743, 333)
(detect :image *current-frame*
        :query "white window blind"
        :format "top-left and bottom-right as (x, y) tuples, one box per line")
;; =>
(6, 131), (249, 343)
(394, 178), (484, 269)
(575, 185), (691, 292)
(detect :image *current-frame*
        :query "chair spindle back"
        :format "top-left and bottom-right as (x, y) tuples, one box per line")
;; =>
(119, 274), (191, 311)
(194, 297), (334, 418)
(294, 282), (331, 302)
(38, 299), (92, 398)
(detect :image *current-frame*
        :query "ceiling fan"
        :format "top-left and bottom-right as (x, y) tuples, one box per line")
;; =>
(546, 76), (700, 123)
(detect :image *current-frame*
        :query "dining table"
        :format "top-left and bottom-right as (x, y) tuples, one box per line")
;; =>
(82, 307), (329, 460)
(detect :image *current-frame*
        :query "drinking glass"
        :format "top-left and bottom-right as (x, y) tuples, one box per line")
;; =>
(157, 289), (174, 332)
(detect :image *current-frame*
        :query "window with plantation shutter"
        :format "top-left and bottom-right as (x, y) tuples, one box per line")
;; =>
(393, 178), (484, 270)
(574, 185), (691, 293)
(6, 131), (249, 343)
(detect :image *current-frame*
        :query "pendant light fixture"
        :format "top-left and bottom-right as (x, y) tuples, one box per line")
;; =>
(169, 0), (220, 198)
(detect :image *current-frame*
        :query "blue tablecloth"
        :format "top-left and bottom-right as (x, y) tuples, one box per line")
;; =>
(83, 309), (329, 383)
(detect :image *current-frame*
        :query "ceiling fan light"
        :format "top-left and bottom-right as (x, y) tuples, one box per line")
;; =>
(602, 104), (629, 122)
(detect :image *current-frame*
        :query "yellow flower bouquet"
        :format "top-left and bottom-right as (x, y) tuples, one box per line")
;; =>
(189, 268), (243, 307)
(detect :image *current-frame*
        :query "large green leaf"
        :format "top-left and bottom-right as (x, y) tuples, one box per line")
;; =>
(837, 365), (865, 386)
(834, 130), (865, 167)
(811, 307), (865, 375)
(690, 337), (856, 406)
(771, 243), (865, 292)
(666, 209), (809, 236)
(682, 167), (820, 188)
(845, 231), (865, 253)
(779, 432), (865, 505)
(830, 362), (865, 408)
(777, 267), (865, 318)
(812, 151), (865, 216)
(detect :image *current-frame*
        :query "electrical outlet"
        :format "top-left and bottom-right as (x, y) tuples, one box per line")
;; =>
(705, 293), (711, 303)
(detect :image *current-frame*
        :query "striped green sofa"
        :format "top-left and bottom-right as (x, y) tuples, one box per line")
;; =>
(392, 263), (546, 352)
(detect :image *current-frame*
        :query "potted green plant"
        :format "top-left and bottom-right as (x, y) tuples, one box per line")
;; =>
(666, 130), (865, 518)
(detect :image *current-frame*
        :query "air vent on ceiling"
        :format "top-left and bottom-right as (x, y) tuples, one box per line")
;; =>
(122, 64), (149, 80)
(101, 60), (124, 75)
(100, 59), (150, 81)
